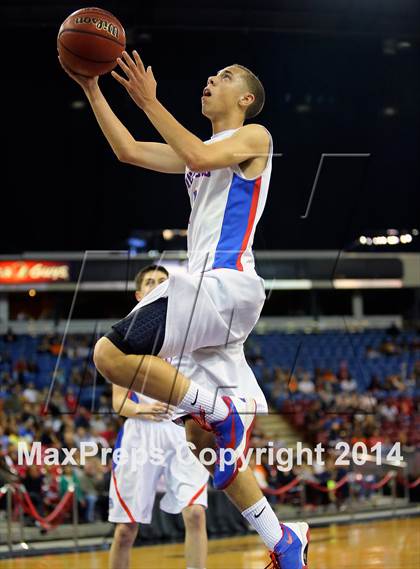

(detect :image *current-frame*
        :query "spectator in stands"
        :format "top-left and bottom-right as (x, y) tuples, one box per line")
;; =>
(66, 339), (78, 360)
(4, 444), (25, 479)
(322, 368), (338, 384)
(22, 382), (38, 404)
(17, 414), (36, 443)
(6, 384), (22, 414)
(36, 336), (52, 354)
(78, 460), (103, 523)
(49, 336), (63, 357)
(352, 415), (367, 437)
(318, 369), (339, 399)
(76, 338), (91, 359)
(379, 338), (402, 356)
(13, 357), (28, 384)
(361, 415), (377, 439)
(366, 345), (380, 359)
(271, 367), (288, 398)
(64, 387), (77, 412)
(339, 375), (358, 393)
(59, 465), (84, 514)
(97, 394), (111, 414)
(298, 372), (315, 395)
(74, 426), (96, 448)
(383, 373), (405, 392)
(24, 465), (45, 519)
(41, 465), (60, 507)
(91, 427), (110, 449)
(74, 408), (91, 430)
(317, 379), (335, 406)
(412, 359), (420, 380)
(337, 360), (350, 379)
(287, 370), (298, 394)
(61, 427), (77, 453)
(50, 367), (66, 389)
(40, 424), (61, 447)
(378, 401), (398, 422)
(358, 393), (376, 413)
(400, 397), (414, 417)
(367, 427), (385, 447)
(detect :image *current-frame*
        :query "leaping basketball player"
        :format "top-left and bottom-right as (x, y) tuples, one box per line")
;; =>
(109, 265), (209, 569)
(59, 50), (310, 569)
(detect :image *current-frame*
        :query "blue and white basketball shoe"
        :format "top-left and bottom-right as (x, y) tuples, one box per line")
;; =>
(208, 395), (257, 490)
(266, 522), (310, 569)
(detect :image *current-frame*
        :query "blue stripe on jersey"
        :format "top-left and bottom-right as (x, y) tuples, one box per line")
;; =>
(213, 173), (256, 270)
(112, 423), (125, 470)
(129, 391), (139, 403)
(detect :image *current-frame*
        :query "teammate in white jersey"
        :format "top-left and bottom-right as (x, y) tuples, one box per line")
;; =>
(109, 265), (209, 569)
(60, 52), (309, 569)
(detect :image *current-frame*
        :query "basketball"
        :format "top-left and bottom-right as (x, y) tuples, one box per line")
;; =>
(57, 7), (126, 77)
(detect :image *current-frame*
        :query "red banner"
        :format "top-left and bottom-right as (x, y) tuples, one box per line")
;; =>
(0, 261), (70, 283)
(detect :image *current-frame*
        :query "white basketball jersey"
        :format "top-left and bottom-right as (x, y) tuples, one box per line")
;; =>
(185, 127), (273, 275)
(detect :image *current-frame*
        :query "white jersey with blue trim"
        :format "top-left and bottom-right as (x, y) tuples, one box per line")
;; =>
(185, 127), (273, 275)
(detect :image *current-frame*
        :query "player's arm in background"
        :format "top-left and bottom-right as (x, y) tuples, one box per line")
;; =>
(58, 58), (185, 174)
(112, 384), (172, 420)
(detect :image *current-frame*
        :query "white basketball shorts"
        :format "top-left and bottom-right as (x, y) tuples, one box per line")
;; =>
(130, 268), (268, 413)
(108, 417), (209, 524)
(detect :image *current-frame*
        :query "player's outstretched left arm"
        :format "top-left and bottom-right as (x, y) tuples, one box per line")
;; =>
(112, 51), (270, 172)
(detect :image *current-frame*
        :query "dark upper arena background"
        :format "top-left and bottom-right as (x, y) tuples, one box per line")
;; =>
(2, 0), (420, 253)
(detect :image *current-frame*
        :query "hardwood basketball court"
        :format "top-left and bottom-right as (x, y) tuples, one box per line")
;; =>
(0, 518), (418, 569)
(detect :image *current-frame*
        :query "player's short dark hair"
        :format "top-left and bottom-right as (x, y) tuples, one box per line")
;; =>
(233, 64), (265, 119)
(134, 264), (169, 291)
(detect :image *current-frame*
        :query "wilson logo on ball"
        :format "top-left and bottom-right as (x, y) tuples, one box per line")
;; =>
(74, 16), (120, 39)
(58, 7), (126, 76)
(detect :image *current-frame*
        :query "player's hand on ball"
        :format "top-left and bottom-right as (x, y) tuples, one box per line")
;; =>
(58, 56), (98, 93)
(111, 50), (156, 109)
(135, 401), (174, 421)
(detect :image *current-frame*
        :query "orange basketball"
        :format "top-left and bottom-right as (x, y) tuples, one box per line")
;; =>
(57, 7), (126, 77)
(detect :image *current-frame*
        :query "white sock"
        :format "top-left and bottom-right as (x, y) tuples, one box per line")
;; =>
(241, 497), (283, 550)
(179, 382), (229, 423)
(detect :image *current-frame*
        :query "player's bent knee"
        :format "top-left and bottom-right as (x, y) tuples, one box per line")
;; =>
(104, 298), (168, 357)
(114, 522), (138, 547)
(93, 337), (120, 380)
(182, 504), (206, 530)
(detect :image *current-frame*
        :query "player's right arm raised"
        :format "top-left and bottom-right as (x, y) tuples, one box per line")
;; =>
(58, 57), (185, 174)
